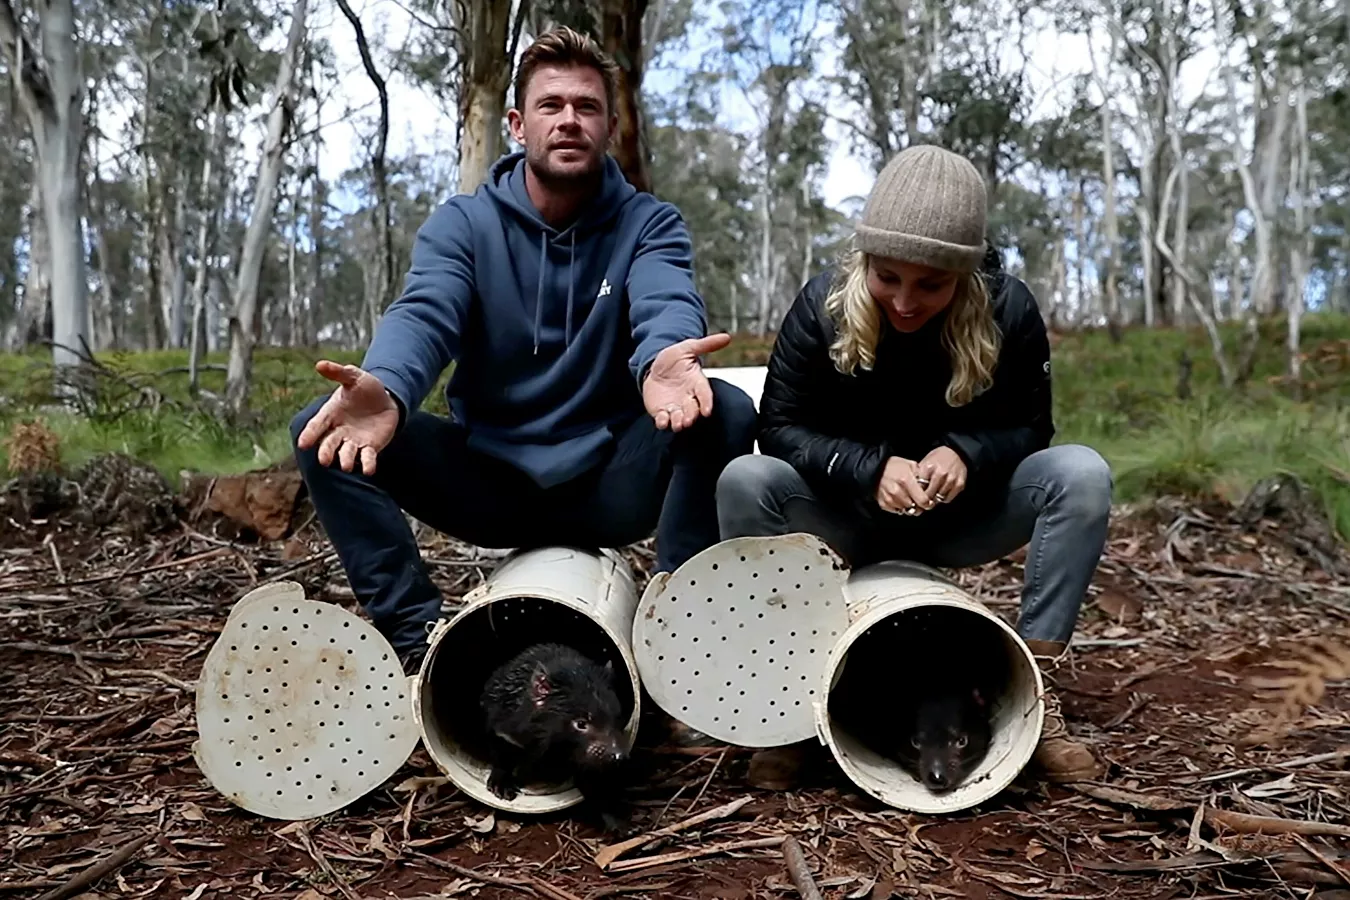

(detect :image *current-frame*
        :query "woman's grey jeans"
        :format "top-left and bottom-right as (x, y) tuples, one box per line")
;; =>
(715, 445), (1113, 644)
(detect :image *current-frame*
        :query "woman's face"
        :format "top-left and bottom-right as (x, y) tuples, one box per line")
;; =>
(866, 256), (960, 333)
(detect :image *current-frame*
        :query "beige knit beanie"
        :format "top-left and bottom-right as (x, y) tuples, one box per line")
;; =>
(854, 143), (988, 273)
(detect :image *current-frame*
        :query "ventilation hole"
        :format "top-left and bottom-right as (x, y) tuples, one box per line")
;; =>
(235, 761), (242, 767)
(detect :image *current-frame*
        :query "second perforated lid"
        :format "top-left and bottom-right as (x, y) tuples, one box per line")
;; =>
(632, 533), (851, 748)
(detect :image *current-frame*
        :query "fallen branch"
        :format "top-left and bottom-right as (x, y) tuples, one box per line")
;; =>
(1189, 745), (1350, 784)
(0, 547), (232, 593)
(0, 749), (59, 770)
(1073, 783), (1350, 838)
(604, 836), (786, 874)
(405, 852), (569, 900)
(782, 836), (823, 900)
(35, 833), (153, 900)
(1290, 834), (1350, 887)
(11, 641), (129, 661)
(594, 795), (756, 869)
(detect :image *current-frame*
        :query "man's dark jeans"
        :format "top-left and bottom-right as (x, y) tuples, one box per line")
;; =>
(290, 379), (757, 658)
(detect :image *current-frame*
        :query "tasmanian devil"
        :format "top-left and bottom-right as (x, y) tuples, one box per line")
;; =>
(895, 682), (992, 792)
(828, 609), (1001, 794)
(479, 641), (630, 831)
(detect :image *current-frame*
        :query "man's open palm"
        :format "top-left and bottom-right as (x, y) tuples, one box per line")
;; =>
(296, 361), (400, 475)
(643, 333), (732, 432)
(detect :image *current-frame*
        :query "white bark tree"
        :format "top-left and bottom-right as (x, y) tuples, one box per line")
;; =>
(0, 0), (89, 373)
(224, 0), (310, 416)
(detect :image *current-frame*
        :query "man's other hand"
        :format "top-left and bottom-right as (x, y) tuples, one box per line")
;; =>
(296, 361), (400, 474)
(643, 333), (732, 432)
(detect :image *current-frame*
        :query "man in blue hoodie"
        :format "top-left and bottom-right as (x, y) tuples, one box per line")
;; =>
(290, 27), (758, 672)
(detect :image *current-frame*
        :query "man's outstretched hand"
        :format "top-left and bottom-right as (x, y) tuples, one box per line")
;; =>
(296, 360), (400, 475)
(643, 333), (732, 432)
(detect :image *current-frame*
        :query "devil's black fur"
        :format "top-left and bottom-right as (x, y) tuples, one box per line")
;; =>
(479, 642), (630, 831)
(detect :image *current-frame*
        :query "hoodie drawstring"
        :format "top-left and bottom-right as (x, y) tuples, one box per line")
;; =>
(533, 234), (546, 355)
(565, 231), (575, 346)
(532, 229), (579, 355)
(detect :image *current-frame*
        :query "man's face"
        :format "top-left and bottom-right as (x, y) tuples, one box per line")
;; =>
(508, 63), (616, 186)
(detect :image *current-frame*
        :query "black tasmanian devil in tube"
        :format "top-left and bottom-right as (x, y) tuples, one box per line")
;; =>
(479, 641), (631, 831)
(898, 679), (993, 792)
(829, 606), (1005, 794)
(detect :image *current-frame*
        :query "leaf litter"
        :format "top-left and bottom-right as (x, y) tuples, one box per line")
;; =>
(0, 488), (1348, 899)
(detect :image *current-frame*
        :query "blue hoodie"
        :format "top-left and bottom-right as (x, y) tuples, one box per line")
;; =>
(360, 151), (709, 489)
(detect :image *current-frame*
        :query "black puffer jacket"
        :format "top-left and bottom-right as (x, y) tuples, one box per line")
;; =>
(757, 266), (1054, 510)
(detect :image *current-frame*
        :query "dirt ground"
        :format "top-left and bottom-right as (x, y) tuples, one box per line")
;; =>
(2, 488), (1349, 900)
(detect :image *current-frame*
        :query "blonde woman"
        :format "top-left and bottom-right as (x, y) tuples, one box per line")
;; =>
(716, 144), (1111, 785)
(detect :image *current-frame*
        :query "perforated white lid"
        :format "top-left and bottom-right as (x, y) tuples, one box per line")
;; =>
(193, 581), (422, 820)
(632, 534), (850, 748)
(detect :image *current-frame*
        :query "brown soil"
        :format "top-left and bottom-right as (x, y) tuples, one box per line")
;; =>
(2, 495), (1349, 900)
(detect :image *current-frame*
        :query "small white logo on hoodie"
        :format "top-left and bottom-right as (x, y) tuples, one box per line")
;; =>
(598, 278), (612, 298)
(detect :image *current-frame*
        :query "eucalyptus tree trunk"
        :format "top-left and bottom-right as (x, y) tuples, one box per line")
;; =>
(0, 0), (89, 371)
(335, 0), (393, 334)
(599, 0), (652, 192)
(224, 0), (309, 416)
(189, 100), (227, 392)
(455, 0), (525, 195)
(1286, 70), (1310, 397)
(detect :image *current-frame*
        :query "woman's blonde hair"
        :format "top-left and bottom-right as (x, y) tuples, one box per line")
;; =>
(823, 244), (1002, 407)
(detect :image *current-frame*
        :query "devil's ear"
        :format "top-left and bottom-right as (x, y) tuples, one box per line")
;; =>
(602, 659), (614, 679)
(530, 664), (552, 705)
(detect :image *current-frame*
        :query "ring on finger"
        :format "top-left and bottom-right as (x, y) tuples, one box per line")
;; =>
(935, 492), (947, 502)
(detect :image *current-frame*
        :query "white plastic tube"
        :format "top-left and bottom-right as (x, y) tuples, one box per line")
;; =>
(814, 559), (1045, 814)
(413, 546), (642, 814)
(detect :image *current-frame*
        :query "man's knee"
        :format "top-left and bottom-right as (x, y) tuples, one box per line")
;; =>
(717, 453), (799, 506)
(707, 377), (759, 450)
(1045, 444), (1113, 520)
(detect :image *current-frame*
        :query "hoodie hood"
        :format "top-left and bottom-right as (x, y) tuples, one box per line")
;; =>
(482, 151), (637, 354)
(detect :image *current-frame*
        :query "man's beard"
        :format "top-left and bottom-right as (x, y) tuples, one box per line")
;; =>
(526, 141), (606, 190)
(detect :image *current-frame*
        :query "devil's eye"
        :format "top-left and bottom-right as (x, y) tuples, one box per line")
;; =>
(910, 736), (921, 748)
(956, 735), (968, 748)
(572, 718), (588, 731)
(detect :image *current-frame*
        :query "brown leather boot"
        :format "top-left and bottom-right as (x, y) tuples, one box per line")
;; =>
(747, 742), (814, 791)
(1025, 639), (1102, 783)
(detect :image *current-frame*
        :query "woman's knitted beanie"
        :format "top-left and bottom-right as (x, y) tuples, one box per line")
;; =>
(854, 143), (988, 274)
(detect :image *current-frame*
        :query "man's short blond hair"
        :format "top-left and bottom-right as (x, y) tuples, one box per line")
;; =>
(513, 26), (619, 118)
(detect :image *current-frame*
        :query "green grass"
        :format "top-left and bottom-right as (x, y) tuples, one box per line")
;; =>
(2, 312), (1349, 539)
